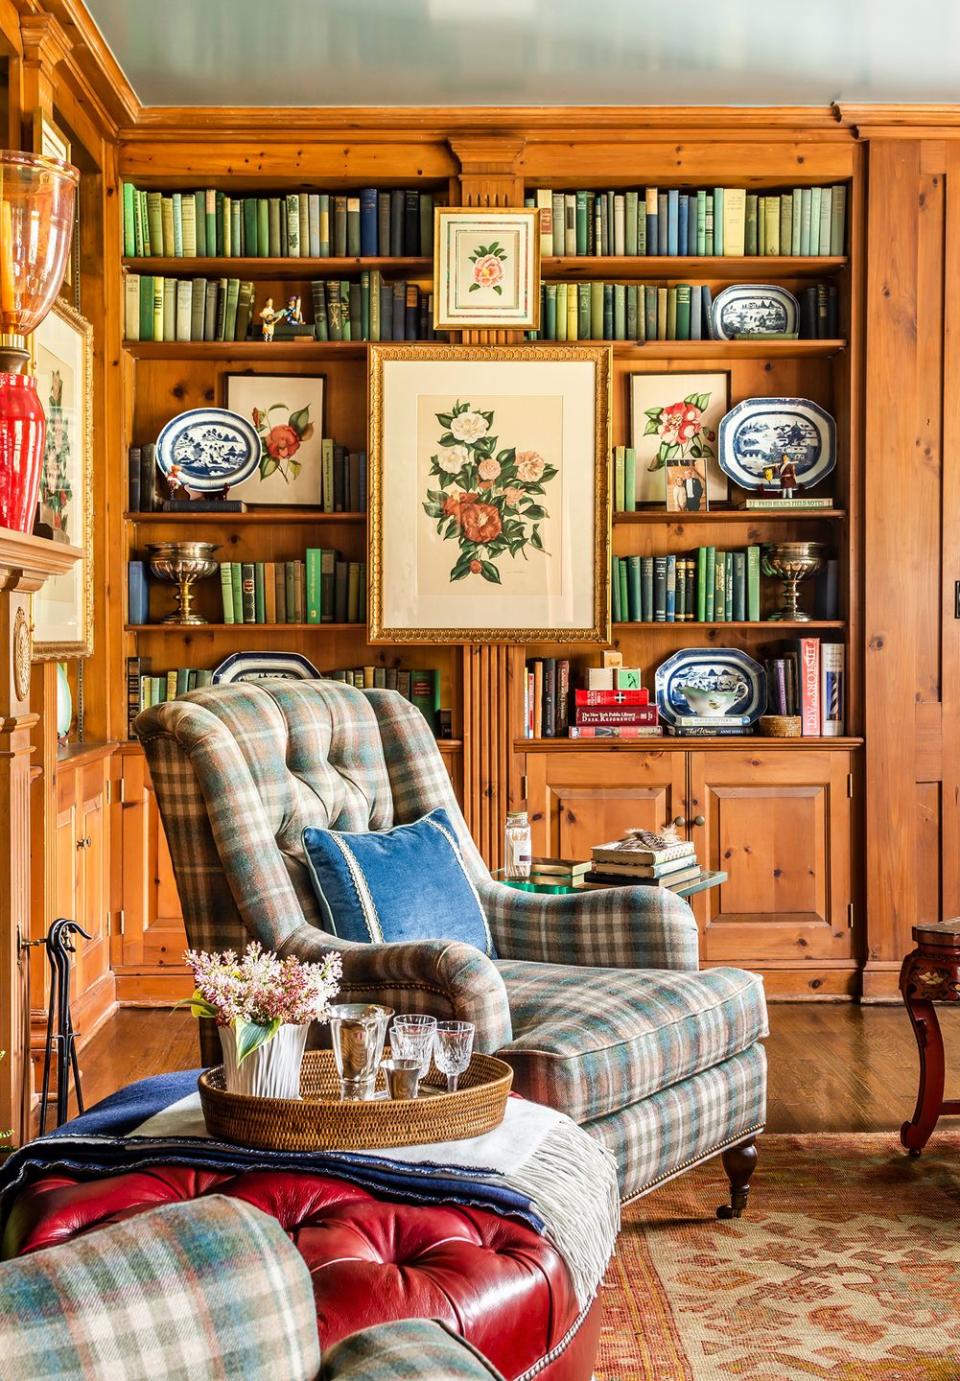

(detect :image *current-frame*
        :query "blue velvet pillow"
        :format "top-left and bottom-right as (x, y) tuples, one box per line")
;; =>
(302, 808), (495, 957)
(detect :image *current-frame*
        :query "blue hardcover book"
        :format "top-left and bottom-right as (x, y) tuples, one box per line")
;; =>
(645, 188), (658, 257)
(658, 192), (669, 253)
(702, 285), (715, 340)
(686, 194), (698, 253)
(360, 188), (378, 257)
(677, 194), (688, 256)
(665, 554), (677, 622)
(666, 190), (678, 255)
(128, 561), (149, 625)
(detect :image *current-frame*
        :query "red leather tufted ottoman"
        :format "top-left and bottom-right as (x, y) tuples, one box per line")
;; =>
(4, 1167), (601, 1381)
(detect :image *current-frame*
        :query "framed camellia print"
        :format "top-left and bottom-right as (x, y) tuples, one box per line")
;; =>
(31, 299), (94, 659)
(368, 344), (610, 644)
(630, 371), (729, 506)
(433, 208), (540, 330)
(224, 373), (325, 505)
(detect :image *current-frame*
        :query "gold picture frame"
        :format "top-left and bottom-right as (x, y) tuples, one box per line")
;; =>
(433, 207), (541, 330)
(368, 343), (611, 644)
(30, 298), (94, 659)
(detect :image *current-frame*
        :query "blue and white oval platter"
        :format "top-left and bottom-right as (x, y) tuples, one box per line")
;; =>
(711, 283), (799, 340)
(156, 408), (262, 493)
(656, 648), (766, 727)
(717, 396), (836, 491)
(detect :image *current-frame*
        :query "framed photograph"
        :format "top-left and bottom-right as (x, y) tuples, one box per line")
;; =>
(368, 343), (610, 644)
(31, 299), (93, 659)
(433, 208), (540, 331)
(630, 372), (730, 507)
(224, 373), (325, 505)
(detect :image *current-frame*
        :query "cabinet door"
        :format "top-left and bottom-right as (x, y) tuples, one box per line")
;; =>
(526, 750), (687, 860)
(689, 748), (854, 964)
(118, 750), (186, 970)
(74, 773), (109, 1002)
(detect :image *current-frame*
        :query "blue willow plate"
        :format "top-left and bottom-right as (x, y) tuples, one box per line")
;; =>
(711, 284), (799, 340)
(656, 648), (766, 727)
(717, 397), (836, 491)
(212, 652), (321, 684)
(156, 408), (262, 493)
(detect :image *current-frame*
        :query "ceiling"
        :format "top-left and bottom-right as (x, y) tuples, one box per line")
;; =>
(84, 0), (960, 108)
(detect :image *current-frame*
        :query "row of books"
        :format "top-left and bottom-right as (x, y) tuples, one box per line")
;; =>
(523, 658), (663, 739)
(530, 280), (840, 344)
(612, 548), (763, 624)
(308, 276), (441, 342)
(580, 830), (702, 892)
(126, 557), (367, 626)
(121, 185), (437, 260)
(127, 441), (366, 514)
(767, 640), (845, 736)
(528, 185), (847, 258)
(125, 275), (256, 343)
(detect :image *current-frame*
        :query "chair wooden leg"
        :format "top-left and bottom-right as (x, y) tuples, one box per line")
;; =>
(717, 1137), (758, 1219)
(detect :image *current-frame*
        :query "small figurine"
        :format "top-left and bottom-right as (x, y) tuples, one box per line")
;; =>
(259, 297), (282, 342)
(777, 455), (799, 496)
(259, 294), (305, 342)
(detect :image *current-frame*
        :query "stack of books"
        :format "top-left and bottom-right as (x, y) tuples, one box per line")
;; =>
(581, 830), (701, 892)
(528, 858), (592, 888)
(764, 638), (845, 736)
(570, 686), (660, 740)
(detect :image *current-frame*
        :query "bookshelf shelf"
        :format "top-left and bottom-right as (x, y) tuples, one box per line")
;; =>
(125, 623), (366, 633)
(125, 511), (366, 525)
(542, 255), (847, 280)
(124, 340), (368, 360)
(515, 736), (864, 752)
(613, 620), (845, 630)
(613, 509), (846, 523)
(124, 339), (843, 361)
(611, 339), (845, 359)
(122, 256), (433, 278)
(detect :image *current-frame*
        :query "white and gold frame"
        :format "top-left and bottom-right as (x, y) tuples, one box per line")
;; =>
(30, 298), (94, 659)
(433, 208), (541, 330)
(368, 343), (611, 644)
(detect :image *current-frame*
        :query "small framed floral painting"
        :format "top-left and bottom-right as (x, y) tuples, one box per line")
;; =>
(630, 372), (730, 507)
(433, 208), (540, 330)
(31, 299), (94, 660)
(224, 373), (325, 505)
(368, 344), (610, 644)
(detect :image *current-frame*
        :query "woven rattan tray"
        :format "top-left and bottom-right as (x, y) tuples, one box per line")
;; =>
(198, 1049), (513, 1151)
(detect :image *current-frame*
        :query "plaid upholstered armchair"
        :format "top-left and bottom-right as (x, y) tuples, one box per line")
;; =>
(136, 679), (768, 1209)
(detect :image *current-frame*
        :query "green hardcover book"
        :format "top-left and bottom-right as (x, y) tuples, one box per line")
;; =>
(696, 547), (707, 622)
(676, 557), (687, 622)
(151, 276), (165, 341)
(779, 195), (793, 261)
(234, 280), (254, 341)
(122, 182), (136, 256)
(318, 194), (331, 257)
(653, 556), (667, 622)
(611, 556), (621, 623)
(713, 549), (725, 621)
(205, 190), (217, 257)
(666, 286), (677, 340)
(230, 563), (243, 624)
(223, 193), (233, 255)
(160, 196), (174, 258)
(139, 190), (151, 255)
(713, 187), (724, 255)
(190, 279), (206, 341)
(325, 280), (342, 341)
(132, 186), (145, 257)
(732, 550), (746, 621)
(267, 197), (281, 257)
(320, 548), (336, 622)
(613, 283), (626, 340)
(241, 198), (257, 257)
(747, 544), (761, 621)
(656, 286), (667, 340)
(216, 190), (226, 255)
(162, 277), (176, 341)
(627, 556), (642, 623)
(194, 191), (206, 256)
(346, 196), (361, 257)
(676, 283), (691, 340)
(369, 268), (381, 341)
(544, 283), (557, 339)
(195, 670), (214, 689)
(220, 564), (234, 623)
(744, 193), (759, 255)
(333, 196), (348, 256)
(285, 193), (300, 255)
(181, 194), (196, 256)
(138, 275), (154, 342)
(818, 187), (832, 258)
(705, 546), (716, 620)
(231, 200), (242, 256)
(618, 558), (630, 623)
(665, 554), (677, 622)
(830, 184), (846, 255)
(341, 281), (352, 341)
(274, 563), (286, 623)
(636, 195), (646, 255)
(306, 548), (322, 623)
(624, 190), (638, 255)
(589, 280), (604, 339)
(704, 193), (714, 255)
(791, 188), (802, 255)
(641, 556), (654, 622)
(284, 562), (297, 622)
(695, 188), (707, 254)
(626, 284), (638, 339)
(321, 438), (334, 513)
(223, 278), (240, 340)
(578, 282), (591, 339)
(809, 186), (822, 254)
(614, 445), (625, 512)
(555, 282), (568, 341)
(799, 187), (812, 255)
(254, 563), (266, 623)
(347, 562), (362, 623)
(724, 551), (734, 621)
(409, 670), (438, 733)
(644, 285), (657, 341)
(203, 278), (218, 341)
(171, 192), (184, 256)
(601, 283), (613, 339)
(298, 193), (310, 257)
(763, 197), (780, 255)
(256, 199), (269, 258)
(240, 563), (256, 623)
(575, 190), (588, 256)
(360, 270), (371, 341)
(623, 447), (637, 513)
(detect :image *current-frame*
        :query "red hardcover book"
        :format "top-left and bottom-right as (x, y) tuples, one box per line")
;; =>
(575, 706), (659, 727)
(797, 638), (821, 735)
(574, 688), (650, 706)
(568, 726), (664, 739)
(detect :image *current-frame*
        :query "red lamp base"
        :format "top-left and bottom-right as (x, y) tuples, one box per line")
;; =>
(0, 370), (46, 533)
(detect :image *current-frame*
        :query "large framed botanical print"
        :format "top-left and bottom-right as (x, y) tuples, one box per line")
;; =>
(31, 298), (94, 659)
(368, 344), (611, 643)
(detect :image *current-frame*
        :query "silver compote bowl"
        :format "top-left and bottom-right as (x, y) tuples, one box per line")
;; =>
(147, 541), (220, 625)
(761, 541), (826, 622)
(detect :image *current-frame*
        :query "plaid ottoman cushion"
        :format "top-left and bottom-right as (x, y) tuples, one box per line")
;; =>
(321, 1319), (505, 1380)
(496, 962), (768, 1124)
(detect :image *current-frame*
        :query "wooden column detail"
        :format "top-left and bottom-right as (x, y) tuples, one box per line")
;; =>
(462, 644), (526, 871)
(0, 529), (80, 1146)
(449, 136), (526, 348)
(19, 13), (71, 141)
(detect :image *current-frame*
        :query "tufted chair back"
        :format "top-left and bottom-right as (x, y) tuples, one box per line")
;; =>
(135, 678), (487, 962)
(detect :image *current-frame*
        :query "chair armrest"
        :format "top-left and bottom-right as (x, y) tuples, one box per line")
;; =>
(476, 879), (700, 972)
(279, 925), (513, 1051)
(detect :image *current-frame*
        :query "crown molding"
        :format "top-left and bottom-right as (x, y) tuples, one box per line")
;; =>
(41, 0), (140, 132)
(835, 102), (960, 138)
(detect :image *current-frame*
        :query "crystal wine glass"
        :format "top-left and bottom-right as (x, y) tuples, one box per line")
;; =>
(391, 1014), (437, 1080)
(433, 1020), (475, 1093)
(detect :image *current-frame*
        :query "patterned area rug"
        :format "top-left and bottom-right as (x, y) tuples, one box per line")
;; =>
(597, 1133), (960, 1381)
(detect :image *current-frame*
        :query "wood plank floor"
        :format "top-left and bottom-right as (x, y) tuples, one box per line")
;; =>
(66, 1001), (960, 1134)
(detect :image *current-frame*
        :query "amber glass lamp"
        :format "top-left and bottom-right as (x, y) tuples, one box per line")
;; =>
(0, 151), (78, 532)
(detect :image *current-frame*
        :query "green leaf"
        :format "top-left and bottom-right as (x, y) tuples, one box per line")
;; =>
(643, 419), (660, 435)
(288, 404), (311, 433)
(683, 393), (700, 406)
(178, 989), (219, 1020)
(522, 503), (546, 520)
(647, 455), (665, 472)
(481, 411), (495, 426)
(496, 448), (516, 464)
(260, 456), (279, 478)
(234, 1017), (281, 1065)
(423, 500), (446, 518)
(438, 433), (459, 446)
(645, 406), (663, 420)
(469, 283), (480, 292)
(696, 392), (711, 410)
(689, 442), (702, 458)
(492, 285), (502, 295)
(436, 412), (453, 428)
(481, 560), (501, 584)
(530, 526), (544, 551)
(661, 442), (681, 461)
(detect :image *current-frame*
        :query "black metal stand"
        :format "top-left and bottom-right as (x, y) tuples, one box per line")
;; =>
(37, 919), (91, 1135)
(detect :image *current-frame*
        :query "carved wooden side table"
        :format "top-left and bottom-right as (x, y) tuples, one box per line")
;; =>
(900, 918), (960, 1154)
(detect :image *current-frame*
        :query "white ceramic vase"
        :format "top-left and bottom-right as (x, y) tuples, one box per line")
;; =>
(218, 1022), (309, 1099)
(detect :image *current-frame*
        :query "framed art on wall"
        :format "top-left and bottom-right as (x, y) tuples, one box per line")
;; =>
(224, 373), (325, 505)
(433, 208), (540, 330)
(630, 371), (730, 506)
(368, 343), (610, 644)
(31, 299), (93, 660)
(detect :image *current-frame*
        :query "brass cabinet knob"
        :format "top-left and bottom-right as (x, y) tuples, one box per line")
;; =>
(76, 836), (92, 849)
(693, 815), (706, 827)
(673, 815), (686, 827)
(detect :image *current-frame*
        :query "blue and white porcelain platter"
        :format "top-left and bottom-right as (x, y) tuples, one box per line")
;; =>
(711, 283), (799, 340)
(717, 396), (836, 491)
(656, 648), (766, 727)
(156, 408), (262, 493)
(212, 651), (321, 684)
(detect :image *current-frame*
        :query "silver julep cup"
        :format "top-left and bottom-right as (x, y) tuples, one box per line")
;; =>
(381, 1058), (422, 1100)
(328, 1003), (394, 1100)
